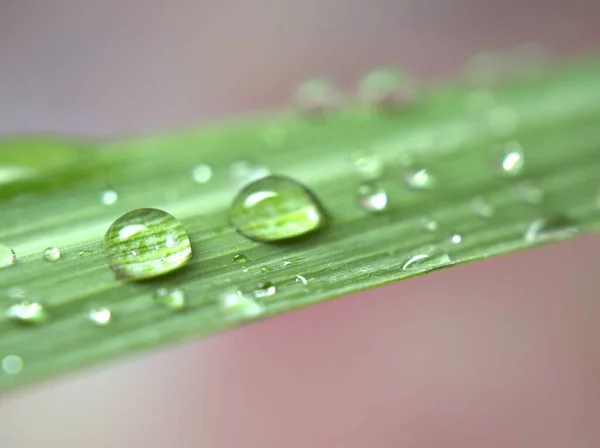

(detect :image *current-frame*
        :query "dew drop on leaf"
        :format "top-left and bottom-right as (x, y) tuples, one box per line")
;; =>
(6, 300), (47, 325)
(229, 175), (327, 242)
(403, 168), (436, 190)
(2, 354), (23, 375)
(494, 141), (525, 176)
(350, 150), (384, 180)
(104, 208), (192, 281)
(402, 245), (452, 272)
(253, 281), (277, 299)
(357, 182), (388, 213)
(87, 306), (112, 326)
(232, 254), (248, 264)
(260, 266), (271, 273)
(0, 244), (16, 269)
(419, 216), (439, 232)
(295, 274), (308, 286)
(154, 287), (187, 311)
(220, 290), (263, 318)
(191, 163), (213, 184)
(449, 233), (463, 244)
(43, 247), (61, 262)
(524, 214), (579, 244)
(100, 189), (118, 205)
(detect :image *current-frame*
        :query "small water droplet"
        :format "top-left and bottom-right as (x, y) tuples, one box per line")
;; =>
(229, 175), (327, 242)
(100, 189), (118, 205)
(154, 287), (186, 311)
(357, 182), (388, 212)
(358, 68), (415, 109)
(191, 163), (212, 184)
(6, 300), (47, 325)
(294, 78), (340, 115)
(403, 168), (436, 190)
(494, 141), (525, 176)
(221, 290), (263, 318)
(229, 160), (271, 189)
(295, 274), (308, 286)
(104, 208), (192, 281)
(261, 266), (271, 273)
(402, 245), (452, 271)
(488, 107), (519, 136)
(43, 247), (61, 262)
(472, 197), (495, 218)
(0, 244), (16, 269)
(449, 233), (463, 244)
(515, 181), (544, 204)
(87, 306), (112, 326)
(524, 214), (579, 244)
(419, 216), (439, 232)
(253, 281), (277, 299)
(2, 354), (23, 375)
(350, 150), (384, 180)
(232, 254), (248, 264)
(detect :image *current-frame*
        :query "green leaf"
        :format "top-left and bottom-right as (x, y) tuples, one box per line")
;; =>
(1, 57), (599, 392)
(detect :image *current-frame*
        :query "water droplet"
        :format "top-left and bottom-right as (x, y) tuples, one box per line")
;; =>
(449, 233), (463, 244)
(104, 208), (192, 281)
(494, 141), (525, 176)
(191, 164), (213, 184)
(488, 107), (519, 136)
(472, 197), (495, 218)
(402, 245), (452, 271)
(220, 290), (263, 318)
(515, 181), (544, 204)
(87, 306), (112, 326)
(6, 300), (47, 325)
(524, 214), (579, 244)
(229, 175), (327, 242)
(419, 216), (439, 232)
(403, 168), (436, 190)
(100, 189), (118, 205)
(350, 150), (384, 180)
(294, 78), (340, 115)
(295, 274), (308, 286)
(0, 244), (16, 269)
(2, 354), (23, 375)
(357, 182), (388, 212)
(154, 287), (186, 311)
(43, 247), (61, 262)
(232, 254), (248, 264)
(358, 68), (415, 109)
(261, 266), (271, 273)
(229, 160), (271, 189)
(253, 281), (277, 299)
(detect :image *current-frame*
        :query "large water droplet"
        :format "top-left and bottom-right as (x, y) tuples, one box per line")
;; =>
(104, 208), (192, 281)
(358, 68), (415, 109)
(253, 281), (277, 299)
(87, 306), (112, 326)
(0, 244), (16, 269)
(2, 354), (23, 375)
(191, 164), (213, 184)
(43, 247), (61, 262)
(357, 182), (388, 212)
(494, 141), (525, 176)
(154, 287), (187, 311)
(100, 189), (118, 205)
(294, 78), (340, 115)
(472, 197), (495, 218)
(229, 175), (327, 242)
(403, 168), (436, 190)
(402, 245), (452, 271)
(229, 160), (271, 189)
(6, 300), (48, 325)
(524, 214), (579, 244)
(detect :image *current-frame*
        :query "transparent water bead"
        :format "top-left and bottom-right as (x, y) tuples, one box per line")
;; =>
(87, 306), (112, 326)
(357, 182), (388, 212)
(100, 189), (118, 205)
(6, 300), (48, 325)
(402, 245), (452, 272)
(154, 288), (187, 311)
(253, 281), (277, 299)
(495, 141), (525, 176)
(191, 164), (213, 184)
(104, 208), (192, 281)
(524, 214), (579, 244)
(229, 175), (327, 242)
(43, 247), (61, 262)
(403, 168), (436, 190)
(358, 67), (415, 109)
(0, 244), (16, 269)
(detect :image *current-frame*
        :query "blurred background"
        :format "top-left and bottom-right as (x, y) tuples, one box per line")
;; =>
(1, 1), (599, 447)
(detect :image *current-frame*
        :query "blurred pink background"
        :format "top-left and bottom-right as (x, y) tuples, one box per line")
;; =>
(1, 1), (599, 447)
